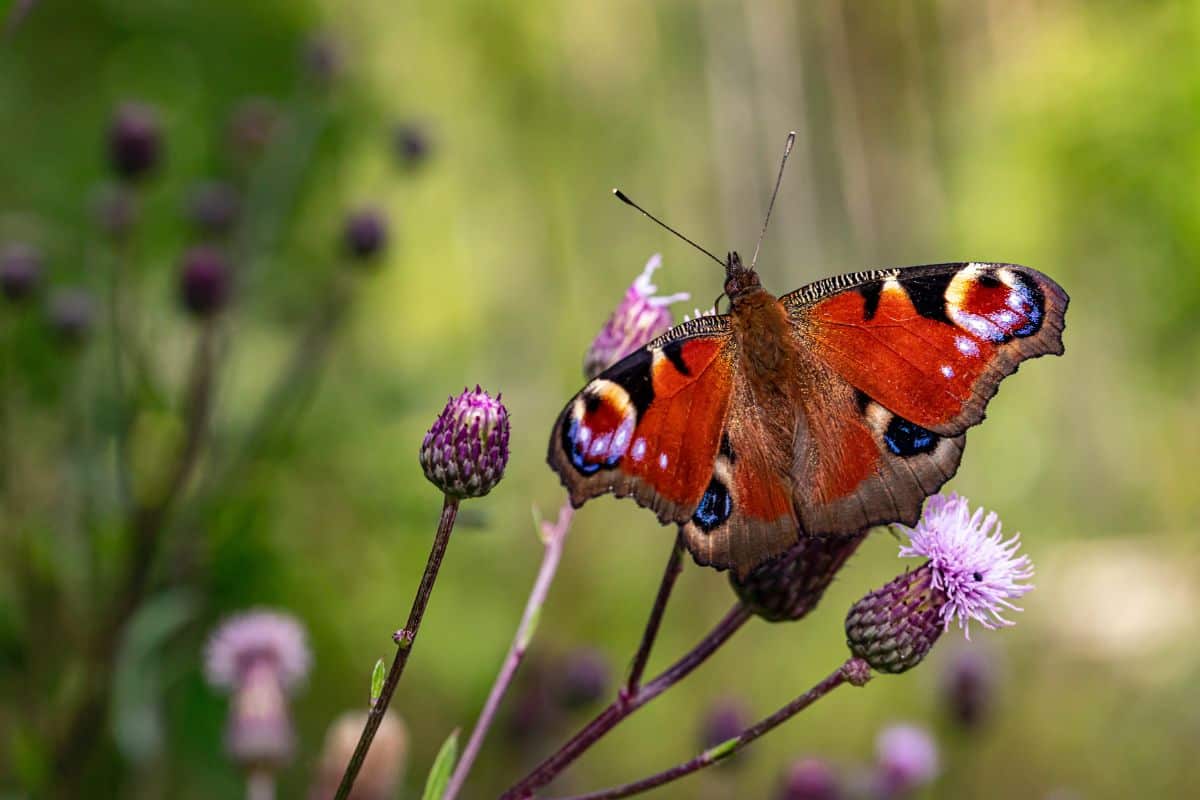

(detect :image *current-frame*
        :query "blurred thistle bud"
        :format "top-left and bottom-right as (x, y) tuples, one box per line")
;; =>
(731, 533), (865, 622)
(91, 183), (139, 239)
(873, 724), (939, 797)
(392, 122), (432, 170)
(939, 646), (995, 731)
(0, 243), (43, 302)
(505, 657), (562, 745)
(179, 246), (232, 317)
(46, 288), (95, 345)
(302, 33), (343, 85)
(558, 648), (611, 709)
(205, 610), (311, 772)
(845, 494), (1033, 674)
(583, 254), (690, 379)
(310, 711), (408, 800)
(419, 386), (509, 498)
(699, 696), (751, 762)
(187, 181), (241, 235)
(342, 208), (388, 261)
(777, 758), (843, 800)
(107, 102), (162, 181)
(227, 97), (282, 161)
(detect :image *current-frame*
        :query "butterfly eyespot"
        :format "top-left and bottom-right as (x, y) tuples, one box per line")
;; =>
(561, 381), (637, 476)
(883, 415), (939, 457)
(692, 478), (733, 533)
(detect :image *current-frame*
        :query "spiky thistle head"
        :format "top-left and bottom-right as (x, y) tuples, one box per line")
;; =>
(419, 386), (509, 498)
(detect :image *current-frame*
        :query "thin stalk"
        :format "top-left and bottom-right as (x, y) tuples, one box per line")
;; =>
(551, 659), (864, 800)
(334, 494), (461, 800)
(246, 770), (275, 800)
(444, 502), (575, 800)
(107, 236), (133, 509)
(623, 533), (684, 696)
(502, 603), (752, 799)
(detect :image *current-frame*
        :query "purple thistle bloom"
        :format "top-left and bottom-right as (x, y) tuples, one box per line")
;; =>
(107, 102), (163, 181)
(939, 646), (996, 730)
(558, 648), (611, 709)
(179, 246), (232, 317)
(205, 610), (311, 692)
(700, 696), (751, 756)
(896, 493), (1034, 637)
(419, 386), (509, 498)
(583, 254), (690, 379)
(0, 243), (43, 302)
(46, 288), (95, 345)
(343, 208), (388, 261)
(187, 181), (241, 235)
(874, 724), (939, 797)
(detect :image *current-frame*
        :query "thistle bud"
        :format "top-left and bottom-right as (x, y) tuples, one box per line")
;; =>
(845, 564), (945, 674)
(310, 711), (408, 800)
(939, 646), (995, 730)
(731, 534), (865, 622)
(558, 648), (611, 709)
(302, 34), (343, 85)
(92, 184), (139, 240)
(419, 386), (509, 498)
(342, 208), (388, 261)
(108, 102), (162, 181)
(392, 122), (432, 169)
(0, 244), (43, 302)
(187, 181), (241, 235)
(874, 724), (939, 797)
(699, 696), (751, 759)
(47, 289), (95, 345)
(583, 254), (690, 379)
(777, 758), (842, 800)
(179, 246), (231, 316)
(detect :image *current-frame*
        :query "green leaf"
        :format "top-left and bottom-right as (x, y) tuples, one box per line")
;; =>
(420, 729), (460, 800)
(369, 658), (386, 707)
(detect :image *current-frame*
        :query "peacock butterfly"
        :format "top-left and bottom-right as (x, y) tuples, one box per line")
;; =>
(546, 136), (1068, 578)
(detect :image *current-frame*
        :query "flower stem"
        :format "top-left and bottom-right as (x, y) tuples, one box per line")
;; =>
(623, 532), (684, 695)
(443, 501), (575, 800)
(550, 659), (866, 800)
(334, 493), (461, 800)
(246, 770), (276, 800)
(502, 603), (752, 799)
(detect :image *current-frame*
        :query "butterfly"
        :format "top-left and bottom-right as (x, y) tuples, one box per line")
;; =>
(546, 147), (1068, 578)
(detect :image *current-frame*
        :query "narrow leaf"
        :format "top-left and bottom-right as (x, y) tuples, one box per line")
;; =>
(420, 729), (459, 800)
(369, 658), (386, 707)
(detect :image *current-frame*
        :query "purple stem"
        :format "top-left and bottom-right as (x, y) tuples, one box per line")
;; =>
(334, 494), (461, 800)
(623, 533), (684, 696)
(501, 603), (752, 799)
(443, 501), (575, 800)
(550, 659), (866, 800)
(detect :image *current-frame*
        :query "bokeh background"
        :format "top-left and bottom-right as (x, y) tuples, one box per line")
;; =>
(2, 0), (1198, 797)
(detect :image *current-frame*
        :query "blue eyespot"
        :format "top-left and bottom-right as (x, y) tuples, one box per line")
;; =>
(693, 479), (733, 532)
(884, 416), (939, 457)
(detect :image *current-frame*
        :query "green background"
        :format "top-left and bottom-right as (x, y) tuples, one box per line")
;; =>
(1, 1), (1198, 797)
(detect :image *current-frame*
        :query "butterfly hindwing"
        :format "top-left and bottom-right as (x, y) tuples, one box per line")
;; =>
(548, 316), (737, 526)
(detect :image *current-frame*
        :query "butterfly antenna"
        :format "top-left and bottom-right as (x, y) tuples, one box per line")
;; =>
(749, 131), (796, 271)
(612, 188), (725, 269)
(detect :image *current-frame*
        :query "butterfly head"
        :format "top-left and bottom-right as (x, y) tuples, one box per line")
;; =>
(723, 251), (761, 300)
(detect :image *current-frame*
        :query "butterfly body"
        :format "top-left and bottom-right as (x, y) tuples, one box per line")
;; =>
(548, 253), (1066, 577)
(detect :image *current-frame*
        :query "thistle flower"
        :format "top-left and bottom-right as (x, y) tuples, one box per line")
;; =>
(310, 711), (408, 800)
(700, 696), (751, 756)
(205, 610), (311, 772)
(179, 246), (231, 316)
(731, 534), (865, 622)
(302, 33), (343, 84)
(583, 254), (690, 379)
(897, 493), (1034, 636)
(939, 646), (996, 730)
(108, 102), (162, 181)
(0, 243), (42, 302)
(419, 386), (509, 498)
(91, 183), (139, 239)
(844, 494), (1033, 674)
(343, 208), (388, 261)
(874, 724), (939, 797)
(777, 758), (842, 800)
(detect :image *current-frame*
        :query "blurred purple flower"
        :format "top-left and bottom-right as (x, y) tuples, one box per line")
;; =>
(419, 386), (509, 498)
(91, 183), (139, 239)
(107, 102), (162, 181)
(0, 243), (42, 302)
(897, 493), (1034, 637)
(310, 710), (408, 800)
(940, 646), (996, 730)
(179, 246), (231, 317)
(874, 724), (939, 797)
(558, 648), (611, 709)
(227, 98), (281, 160)
(343, 208), (388, 261)
(187, 181), (241, 235)
(778, 758), (842, 800)
(225, 658), (296, 769)
(700, 696), (751, 758)
(583, 254), (690, 379)
(302, 33), (343, 84)
(205, 609), (310, 692)
(46, 288), (95, 344)
(393, 122), (432, 169)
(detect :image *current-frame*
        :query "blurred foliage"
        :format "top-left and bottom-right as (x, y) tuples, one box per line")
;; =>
(1, 0), (1198, 798)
